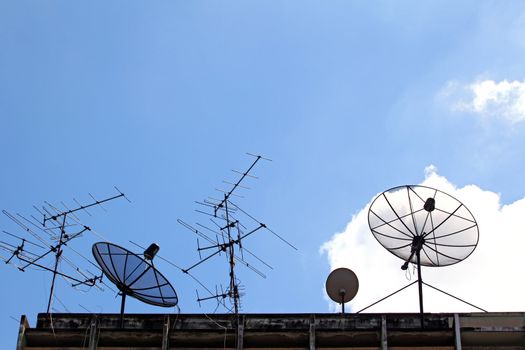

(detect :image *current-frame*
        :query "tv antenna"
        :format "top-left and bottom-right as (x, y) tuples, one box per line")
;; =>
(325, 268), (359, 314)
(92, 242), (178, 327)
(361, 185), (485, 326)
(0, 187), (129, 313)
(178, 153), (296, 315)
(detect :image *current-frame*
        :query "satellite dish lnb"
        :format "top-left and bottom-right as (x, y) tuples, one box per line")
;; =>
(144, 243), (160, 260)
(325, 267), (359, 313)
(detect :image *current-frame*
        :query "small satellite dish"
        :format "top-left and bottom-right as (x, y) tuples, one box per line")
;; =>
(92, 242), (178, 327)
(325, 267), (359, 313)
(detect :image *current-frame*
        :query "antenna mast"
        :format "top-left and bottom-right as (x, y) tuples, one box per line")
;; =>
(1, 187), (130, 313)
(179, 154), (296, 315)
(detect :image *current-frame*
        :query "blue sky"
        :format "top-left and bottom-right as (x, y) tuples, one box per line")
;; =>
(2, 0), (525, 346)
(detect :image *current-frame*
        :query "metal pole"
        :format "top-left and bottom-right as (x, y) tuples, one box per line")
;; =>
(46, 214), (67, 313)
(119, 293), (127, 328)
(224, 195), (239, 315)
(341, 292), (345, 314)
(380, 315), (388, 350)
(453, 313), (462, 350)
(416, 249), (424, 328)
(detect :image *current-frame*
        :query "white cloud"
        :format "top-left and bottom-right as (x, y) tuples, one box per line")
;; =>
(320, 166), (525, 313)
(448, 79), (525, 124)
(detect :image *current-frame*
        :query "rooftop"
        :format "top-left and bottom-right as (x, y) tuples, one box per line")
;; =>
(16, 312), (525, 349)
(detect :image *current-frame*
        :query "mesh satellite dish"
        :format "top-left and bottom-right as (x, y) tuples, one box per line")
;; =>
(325, 268), (359, 313)
(92, 242), (178, 327)
(366, 185), (481, 326)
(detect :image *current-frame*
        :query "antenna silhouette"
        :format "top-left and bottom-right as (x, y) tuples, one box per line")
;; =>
(178, 154), (296, 315)
(1, 187), (129, 313)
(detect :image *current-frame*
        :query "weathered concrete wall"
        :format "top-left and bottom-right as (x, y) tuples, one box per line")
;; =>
(18, 312), (525, 349)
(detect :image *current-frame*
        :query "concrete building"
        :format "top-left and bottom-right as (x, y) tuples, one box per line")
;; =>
(16, 312), (525, 349)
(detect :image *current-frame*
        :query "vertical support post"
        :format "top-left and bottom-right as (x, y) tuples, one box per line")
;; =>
(236, 315), (244, 350)
(16, 315), (29, 350)
(453, 313), (462, 350)
(416, 250), (424, 328)
(380, 315), (388, 350)
(46, 214), (67, 314)
(119, 293), (127, 328)
(162, 315), (170, 350)
(309, 315), (316, 350)
(88, 316), (98, 350)
(224, 196), (239, 315)
(341, 291), (345, 314)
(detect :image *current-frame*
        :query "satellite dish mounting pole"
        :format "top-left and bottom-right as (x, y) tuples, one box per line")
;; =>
(403, 235), (425, 328)
(119, 293), (127, 328)
(46, 213), (68, 314)
(340, 290), (346, 314)
(416, 247), (424, 328)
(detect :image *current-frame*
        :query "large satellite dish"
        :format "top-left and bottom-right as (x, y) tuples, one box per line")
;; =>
(92, 242), (178, 327)
(368, 185), (478, 267)
(325, 268), (359, 313)
(366, 185), (480, 326)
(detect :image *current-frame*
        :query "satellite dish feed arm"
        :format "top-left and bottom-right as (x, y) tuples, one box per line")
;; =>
(422, 203), (463, 239)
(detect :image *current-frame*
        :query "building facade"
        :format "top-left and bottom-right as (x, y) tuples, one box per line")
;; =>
(16, 312), (525, 349)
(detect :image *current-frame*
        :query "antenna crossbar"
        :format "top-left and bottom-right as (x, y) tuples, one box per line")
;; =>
(213, 155), (264, 217)
(43, 189), (128, 225)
